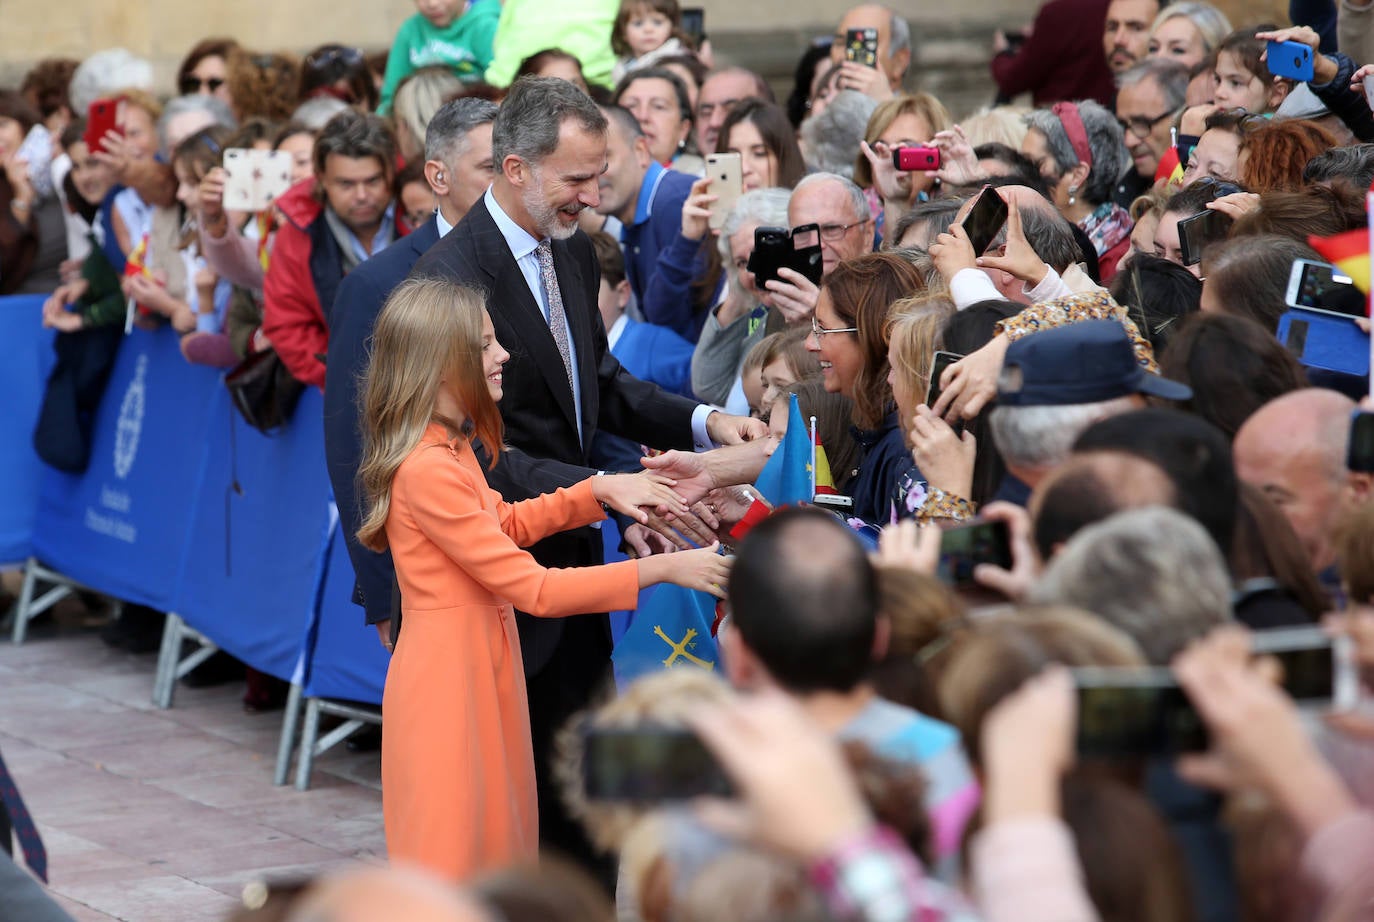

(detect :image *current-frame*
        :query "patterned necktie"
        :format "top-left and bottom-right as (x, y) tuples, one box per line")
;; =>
(534, 240), (577, 397)
(0, 749), (46, 882)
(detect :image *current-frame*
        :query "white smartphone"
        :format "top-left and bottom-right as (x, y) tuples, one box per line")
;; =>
(222, 148), (294, 212)
(705, 152), (743, 232)
(1285, 258), (1367, 320)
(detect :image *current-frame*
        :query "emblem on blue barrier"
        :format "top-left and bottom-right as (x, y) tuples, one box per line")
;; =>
(114, 354), (147, 479)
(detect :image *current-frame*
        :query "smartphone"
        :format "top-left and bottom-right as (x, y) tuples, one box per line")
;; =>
(893, 145), (941, 171)
(1266, 39), (1315, 82)
(1252, 626), (1357, 709)
(845, 27), (879, 68)
(84, 98), (123, 153)
(1177, 209), (1232, 266)
(1074, 667), (1209, 757)
(747, 224), (823, 288)
(705, 152), (742, 232)
(936, 518), (1011, 587)
(581, 725), (731, 802)
(960, 186), (1009, 257)
(812, 493), (854, 512)
(222, 148), (295, 212)
(681, 7), (705, 45)
(925, 350), (964, 409)
(1285, 259), (1367, 320)
(1001, 30), (1027, 53)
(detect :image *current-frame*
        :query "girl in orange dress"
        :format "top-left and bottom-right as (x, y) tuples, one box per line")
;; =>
(355, 277), (730, 881)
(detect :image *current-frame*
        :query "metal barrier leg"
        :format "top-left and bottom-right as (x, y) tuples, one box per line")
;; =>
(295, 697), (323, 791)
(152, 614), (186, 709)
(273, 683), (304, 786)
(10, 559), (39, 645)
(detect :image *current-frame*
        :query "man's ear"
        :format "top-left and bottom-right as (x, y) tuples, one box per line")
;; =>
(423, 159), (449, 197)
(615, 278), (632, 309)
(1348, 471), (1374, 503)
(502, 153), (529, 187)
(633, 135), (653, 170)
(887, 47), (912, 88)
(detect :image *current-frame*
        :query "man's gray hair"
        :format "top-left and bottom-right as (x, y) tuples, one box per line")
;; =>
(292, 96), (350, 131)
(987, 200), (1081, 272)
(1028, 506), (1232, 664)
(717, 187), (792, 263)
(69, 48), (153, 114)
(1024, 100), (1130, 206)
(425, 96), (499, 165)
(792, 171), (872, 222)
(492, 76), (607, 168)
(158, 94), (236, 152)
(800, 90), (877, 179)
(890, 10), (912, 60)
(990, 396), (1138, 470)
(1116, 58), (1189, 113)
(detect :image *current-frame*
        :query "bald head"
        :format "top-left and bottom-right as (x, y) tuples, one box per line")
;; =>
(287, 868), (492, 922)
(831, 5), (912, 90)
(1234, 389), (1357, 572)
(1031, 450), (1177, 561)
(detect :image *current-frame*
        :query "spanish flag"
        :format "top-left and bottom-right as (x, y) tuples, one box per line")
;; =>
(1308, 227), (1371, 302)
(123, 233), (152, 280)
(809, 415), (838, 496)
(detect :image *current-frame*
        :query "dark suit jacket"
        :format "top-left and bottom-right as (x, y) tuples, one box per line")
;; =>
(324, 217), (441, 626)
(411, 195), (701, 675)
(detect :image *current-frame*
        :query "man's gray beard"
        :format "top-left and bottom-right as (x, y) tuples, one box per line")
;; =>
(523, 173), (580, 241)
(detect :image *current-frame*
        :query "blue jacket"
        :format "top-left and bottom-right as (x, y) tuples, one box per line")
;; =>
(850, 411), (917, 525)
(624, 163), (709, 341)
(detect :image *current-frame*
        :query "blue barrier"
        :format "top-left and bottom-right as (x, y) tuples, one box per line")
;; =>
(30, 326), (221, 612)
(0, 296), (54, 566)
(170, 387), (334, 683)
(300, 523), (390, 705)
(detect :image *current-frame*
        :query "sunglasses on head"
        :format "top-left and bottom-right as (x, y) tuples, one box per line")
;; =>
(304, 45), (365, 74)
(179, 75), (225, 95)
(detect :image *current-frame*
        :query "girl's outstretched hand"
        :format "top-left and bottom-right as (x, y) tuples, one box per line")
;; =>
(593, 472), (689, 523)
(670, 542), (732, 598)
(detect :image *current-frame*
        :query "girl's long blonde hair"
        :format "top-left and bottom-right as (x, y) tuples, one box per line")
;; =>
(355, 277), (503, 552)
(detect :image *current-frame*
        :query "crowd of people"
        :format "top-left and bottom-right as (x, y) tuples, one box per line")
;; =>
(8, 0), (1374, 919)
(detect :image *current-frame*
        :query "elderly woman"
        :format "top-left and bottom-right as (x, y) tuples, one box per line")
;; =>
(1147, 2), (1231, 70)
(1021, 99), (1133, 281)
(615, 67), (701, 173)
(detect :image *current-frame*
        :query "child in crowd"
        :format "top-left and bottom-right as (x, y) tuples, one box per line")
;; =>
(611, 0), (691, 85)
(377, 0), (502, 114)
(757, 325), (820, 417)
(396, 161), (433, 231)
(1212, 27), (1293, 113)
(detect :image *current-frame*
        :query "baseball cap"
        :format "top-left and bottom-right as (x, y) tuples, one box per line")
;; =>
(997, 319), (1192, 407)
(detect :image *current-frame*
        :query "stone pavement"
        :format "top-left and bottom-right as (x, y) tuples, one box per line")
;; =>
(0, 619), (385, 921)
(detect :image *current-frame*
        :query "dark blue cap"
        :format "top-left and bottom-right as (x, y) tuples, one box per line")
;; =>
(997, 320), (1192, 407)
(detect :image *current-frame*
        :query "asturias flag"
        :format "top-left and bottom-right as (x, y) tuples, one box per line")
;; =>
(751, 393), (813, 507)
(612, 582), (720, 689)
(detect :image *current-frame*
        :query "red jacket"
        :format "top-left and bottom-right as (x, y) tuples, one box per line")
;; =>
(262, 178), (409, 389)
(990, 0), (1116, 108)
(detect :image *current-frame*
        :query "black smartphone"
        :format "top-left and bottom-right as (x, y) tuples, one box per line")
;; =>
(961, 187), (1009, 258)
(1350, 411), (1374, 473)
(1177, 209), (1231, 266)
(581, 725), (732, 802)
(1285, 259), (1367, 320)
(845, 27), (879, 68)
(936, 518), (1011, 587)
(681, 7), (705, 45)
(1252, 626), (1357, 708)
(925, 350), (964, 409)
(747, 224), (823, 288)
(1073, 667), (1210, 757)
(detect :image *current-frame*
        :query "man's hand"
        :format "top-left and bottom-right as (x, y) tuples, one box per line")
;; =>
(974, 200), (1047, 287)
(643, 507), (717, 549)
(931, 334), (1010, 422)
(374, 620), (393, 653)
(764, 267), (820, 325)
(1353, 62), (1374, 97)
(971, 501), (1039, 600)
(909, 405), (976, 498)
(928, 222), (979, 283)
(835, 61), (893, 101)
(622, 522), (680, 557)
(706, 410), (768, 445)
(643, 449), (718, 504)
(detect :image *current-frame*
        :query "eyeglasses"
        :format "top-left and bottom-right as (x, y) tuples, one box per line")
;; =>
(304, 45), (365, 75)
(814, 220), (865, 241)
(179, 76), (225, 95)
(1193, 176), (1243, 197)
(1116, 109), (1176, 138)
(811, 316), (859, 337)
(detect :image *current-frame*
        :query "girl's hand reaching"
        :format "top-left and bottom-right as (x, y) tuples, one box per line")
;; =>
(667, 542), (733, 598)
(592, 471), (689, 524)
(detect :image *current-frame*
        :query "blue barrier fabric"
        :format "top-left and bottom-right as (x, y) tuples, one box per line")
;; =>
(30, 327), (221, 611)
(170, 387), (334, 682)
(300, 522), (390, 705)
(0, 296), (53, 565)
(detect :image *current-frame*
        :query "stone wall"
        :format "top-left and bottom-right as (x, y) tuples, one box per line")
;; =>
(1, 0), (1291, 118)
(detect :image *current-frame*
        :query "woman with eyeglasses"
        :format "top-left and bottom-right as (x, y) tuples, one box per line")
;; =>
(1020, 100), (1133, 282)
(805, 252), (930, 524)
(177, 38), (239, 110)
(300, 44), (379, 112)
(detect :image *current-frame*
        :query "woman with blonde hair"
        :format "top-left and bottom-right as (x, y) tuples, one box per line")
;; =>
(854, 92), (953, 235)
(886, 296), (956, 442)
(355, 277), (731, 880)
(391, 66), (464, 163)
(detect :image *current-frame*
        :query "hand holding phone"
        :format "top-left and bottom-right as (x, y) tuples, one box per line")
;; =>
(222, 148), (294, 212)
(747, 224), (823, 288)
(1177, 209), (1231, 266)
(1266, 39), (1315, 82)
(582, 724), (732, 802)
(892, 146), (941, 171)
(844, 28), (879, 68)
(1285, 259), (1366, 319)
(936, 517), (1012, 587)
(705, 152), (742, 232)
(84, 98), (123, 153)
(1074, 667), (1209, 757)
(960, 186), (1010, 257)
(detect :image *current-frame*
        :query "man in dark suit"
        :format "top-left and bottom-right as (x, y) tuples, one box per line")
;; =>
(324, 96), (499, 642)
(409, 76), (764, 865)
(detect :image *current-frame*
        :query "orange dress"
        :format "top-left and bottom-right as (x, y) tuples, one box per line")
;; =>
(381, 423), (640, 879)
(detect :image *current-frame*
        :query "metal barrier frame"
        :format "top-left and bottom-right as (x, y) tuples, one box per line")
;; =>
(8, 558), (120, 645)
(151, 613), (219, 709)
(280, 696), (381, 791)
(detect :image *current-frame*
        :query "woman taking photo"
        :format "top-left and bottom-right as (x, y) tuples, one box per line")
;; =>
(356, 277), (730, 880)
(716, 98), (806, 191)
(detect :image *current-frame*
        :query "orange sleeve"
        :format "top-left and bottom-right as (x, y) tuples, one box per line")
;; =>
(394, 447), (640, 616)
(495, 478), (609, 548)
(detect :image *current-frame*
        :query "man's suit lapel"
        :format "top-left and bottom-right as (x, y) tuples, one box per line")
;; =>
(467, 203), (579, 431)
